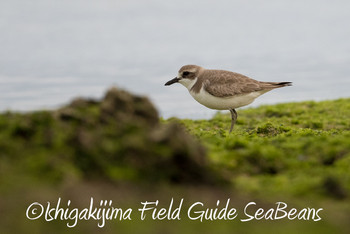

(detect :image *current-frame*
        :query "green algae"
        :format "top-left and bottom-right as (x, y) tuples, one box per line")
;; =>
(0, 87), (221, 189)
(167, 99), (350, 200)
(1, 93), (350, 233)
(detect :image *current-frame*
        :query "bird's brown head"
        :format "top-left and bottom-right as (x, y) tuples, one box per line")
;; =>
(165, 65), (204, 87)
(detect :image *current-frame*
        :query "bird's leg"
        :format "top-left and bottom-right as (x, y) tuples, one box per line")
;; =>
(229, 109), (238, 133)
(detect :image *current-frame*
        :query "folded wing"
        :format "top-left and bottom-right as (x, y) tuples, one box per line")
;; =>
(203, 70), (291, 97)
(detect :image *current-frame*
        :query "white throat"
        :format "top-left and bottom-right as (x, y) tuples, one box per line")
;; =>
(178, 77), (198, 90)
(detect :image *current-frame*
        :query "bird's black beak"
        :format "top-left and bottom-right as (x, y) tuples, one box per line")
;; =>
(165, 77), (180, 86)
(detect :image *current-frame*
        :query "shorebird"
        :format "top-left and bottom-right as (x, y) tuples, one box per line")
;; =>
(165, 65), (292, 132)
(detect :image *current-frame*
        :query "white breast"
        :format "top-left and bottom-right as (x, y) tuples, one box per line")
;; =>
(189, 87), (270, 110)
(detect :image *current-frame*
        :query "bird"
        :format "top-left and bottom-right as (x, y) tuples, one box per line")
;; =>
(165, 65), (292, 132)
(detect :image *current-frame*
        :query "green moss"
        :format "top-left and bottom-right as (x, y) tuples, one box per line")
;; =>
(0, 87), (221, 189)
(1, 96), (350, 232)
(166, 98), (350, 200)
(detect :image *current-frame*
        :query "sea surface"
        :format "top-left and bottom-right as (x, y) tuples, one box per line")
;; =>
(1, 0), (349, 119)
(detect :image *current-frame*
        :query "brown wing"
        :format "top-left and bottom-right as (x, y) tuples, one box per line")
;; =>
(203, 70), (266, 97)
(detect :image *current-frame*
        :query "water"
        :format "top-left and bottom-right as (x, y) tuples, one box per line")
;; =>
(1, 0), (349, 119)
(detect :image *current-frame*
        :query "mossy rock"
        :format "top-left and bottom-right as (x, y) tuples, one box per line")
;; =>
(0, 87), (222, 186)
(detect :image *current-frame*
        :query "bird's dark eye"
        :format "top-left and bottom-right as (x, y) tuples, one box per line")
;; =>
(183, 71), (190, 77)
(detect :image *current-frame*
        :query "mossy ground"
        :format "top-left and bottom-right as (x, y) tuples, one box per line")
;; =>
(168, 99), (350, 201)
(163, 98), (350, 233)
(1, 97), (349, 233)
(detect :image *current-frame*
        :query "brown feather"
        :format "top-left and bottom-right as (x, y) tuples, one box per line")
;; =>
(199, 70), (268, 97)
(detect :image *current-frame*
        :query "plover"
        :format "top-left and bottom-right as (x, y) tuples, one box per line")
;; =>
(165, 65), (292, 132)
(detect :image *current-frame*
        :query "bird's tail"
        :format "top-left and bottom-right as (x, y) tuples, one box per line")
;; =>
(261, 81), (292, 88)
(276, 82), (292, 87)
